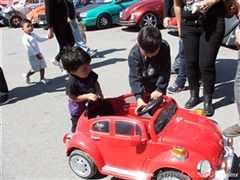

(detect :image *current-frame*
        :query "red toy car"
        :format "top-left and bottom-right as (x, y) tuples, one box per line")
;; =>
(63, 93), (235, 180)
(116, 0), (164, 29)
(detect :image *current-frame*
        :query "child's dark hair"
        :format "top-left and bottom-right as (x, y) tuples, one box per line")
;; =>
(137, 26), (162, 53)
(61, 46), (91, 73)
(21, 19), (32, 27)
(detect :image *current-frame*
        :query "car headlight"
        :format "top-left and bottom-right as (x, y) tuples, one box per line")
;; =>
(119, 11), (123, 18)
(80, 12), (87, 18)
(197, 160), (212, 178)
(171, 147), (188, 161)
(130, 12), (135, 20)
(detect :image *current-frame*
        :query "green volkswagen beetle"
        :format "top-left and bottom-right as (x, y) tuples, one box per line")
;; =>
(78, 0), (139, 29)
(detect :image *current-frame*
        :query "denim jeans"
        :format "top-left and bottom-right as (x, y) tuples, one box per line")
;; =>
(173, 39), (187, 87)
(72, 26), (90, 54)
(235, 51), (240, 122)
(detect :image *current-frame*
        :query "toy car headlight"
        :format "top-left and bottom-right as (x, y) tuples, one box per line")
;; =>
(130, 12), (135, 20)
(80, 12), (87, 18)
(197, 160), (212, 178)
(119, 11), (123, 18)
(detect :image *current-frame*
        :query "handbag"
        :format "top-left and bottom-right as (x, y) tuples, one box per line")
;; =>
(222, 0), (239, 18)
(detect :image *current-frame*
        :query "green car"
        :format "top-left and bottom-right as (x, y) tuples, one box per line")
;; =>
(78, 0), (139, 29)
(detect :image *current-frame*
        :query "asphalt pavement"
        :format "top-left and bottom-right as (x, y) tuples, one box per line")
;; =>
(1, 25), (240, 180)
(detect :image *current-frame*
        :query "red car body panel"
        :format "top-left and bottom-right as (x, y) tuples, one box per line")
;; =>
(117, 0), (164, 28)
(64, 94), (234, 180)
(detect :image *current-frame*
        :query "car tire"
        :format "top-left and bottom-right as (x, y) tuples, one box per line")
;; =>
(97, 13), (112, 29)
(139, 12), (158, 29)
(69, 150), (98, 179)
(157, 170), (191, 180)
(9, 15), (22, 28)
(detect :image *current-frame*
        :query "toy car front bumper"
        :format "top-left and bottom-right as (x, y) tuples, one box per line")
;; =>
(213, 146), (235, 180)
(116, 19), (136, 26)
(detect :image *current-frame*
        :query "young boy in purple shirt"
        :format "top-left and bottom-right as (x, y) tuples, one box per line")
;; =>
(61, 46), (104, 133)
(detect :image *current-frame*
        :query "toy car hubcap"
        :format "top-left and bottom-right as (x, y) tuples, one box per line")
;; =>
(70, 156), (91, 177)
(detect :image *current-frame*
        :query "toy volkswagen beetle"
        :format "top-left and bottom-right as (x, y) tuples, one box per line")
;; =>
(63, 93), (235, 180)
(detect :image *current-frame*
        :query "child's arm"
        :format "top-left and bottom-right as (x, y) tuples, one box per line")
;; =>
(22, 36), (38, 57)
(94, 81), (104, 99)
(33, 33), (49, 43)
(69, 93), (100, 102)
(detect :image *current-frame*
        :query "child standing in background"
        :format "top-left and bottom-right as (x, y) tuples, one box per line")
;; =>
(21, 19), (50, 84)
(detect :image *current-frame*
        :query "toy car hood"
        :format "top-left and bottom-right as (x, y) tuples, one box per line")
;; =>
(161, 110), (223, 166)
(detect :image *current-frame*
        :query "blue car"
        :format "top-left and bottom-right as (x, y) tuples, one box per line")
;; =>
(78, 0), (139, 29)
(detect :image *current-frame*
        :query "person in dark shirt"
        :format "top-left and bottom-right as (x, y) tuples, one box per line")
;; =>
(61, 46), (104, 133)
(45, 0), (76, 71)
(128, 26), (171, 114)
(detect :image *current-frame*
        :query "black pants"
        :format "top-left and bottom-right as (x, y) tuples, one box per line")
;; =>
(70, 114), (80, 133)
(53, 21), (75, 61)
(0, 67), (8, 93)
(181, 17), (225, 94)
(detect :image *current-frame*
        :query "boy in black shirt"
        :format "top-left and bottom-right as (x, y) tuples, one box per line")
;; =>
(128, 26), (171, 114)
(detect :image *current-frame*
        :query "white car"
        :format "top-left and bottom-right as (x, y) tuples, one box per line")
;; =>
(1, 0), (43, 28)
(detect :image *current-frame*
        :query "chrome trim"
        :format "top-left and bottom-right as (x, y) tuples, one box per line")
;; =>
(176, 117), (183, 122)
(102, 165), (148, 180)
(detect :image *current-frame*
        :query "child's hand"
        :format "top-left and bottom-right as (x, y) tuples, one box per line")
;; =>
(135, 98), (147, 115)
(88, 93), (101, 102)
(36, 53), (43, 60)
(151, 90), (162, 100)
(96, 92), (104, 100)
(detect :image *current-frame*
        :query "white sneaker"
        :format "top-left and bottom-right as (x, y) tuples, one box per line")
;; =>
(22, 73), (30, 84)
(89, 49), (97, 57)
(40, 78), (50, 84)
(51, 58), (63, 69)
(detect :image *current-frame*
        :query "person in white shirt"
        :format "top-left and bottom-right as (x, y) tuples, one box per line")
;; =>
(21, 19), (51, 84)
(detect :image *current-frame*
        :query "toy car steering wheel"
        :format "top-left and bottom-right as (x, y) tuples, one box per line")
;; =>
(137, 96), (163, 116)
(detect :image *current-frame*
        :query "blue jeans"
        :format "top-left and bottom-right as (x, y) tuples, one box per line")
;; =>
(173, 39), (187, 87)
(72, 26), (90, 54)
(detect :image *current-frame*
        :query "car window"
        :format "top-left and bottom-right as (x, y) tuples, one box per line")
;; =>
(116, 121), (142, 136)
(92, 120), (110, 133)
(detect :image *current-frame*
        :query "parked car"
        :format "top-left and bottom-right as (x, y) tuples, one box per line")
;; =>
(63, 93), (235, 180)
(26, 4), (44, 25)
(78, 0), (139, 29)
(0, 0), (19, 7)
(117, 0), (164, 29)
(37, 0), (92, 29)
(1, 0), (44, 28)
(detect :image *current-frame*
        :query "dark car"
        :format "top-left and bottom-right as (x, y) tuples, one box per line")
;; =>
(117, 0), (164, 29)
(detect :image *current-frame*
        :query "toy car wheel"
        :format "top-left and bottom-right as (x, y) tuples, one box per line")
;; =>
(139, 12), (158, 29)
(137, 96), (163, 116)
(97, 13), (112, 29)
(157, 170), (190, 180)
(9, 15), (22, 28)
(69, 150), (97, 179)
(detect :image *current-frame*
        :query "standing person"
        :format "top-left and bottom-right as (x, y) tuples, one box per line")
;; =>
(128, 26), (171, 114)
(61, 46), (104, 133)
(0, 67), (9, 105)
(21, 19), (50, 84)
(45, 0), (75, 70)
(174, 0), (225, 116)
(163, 0), (187, 94)
(223, 20), (240, 137)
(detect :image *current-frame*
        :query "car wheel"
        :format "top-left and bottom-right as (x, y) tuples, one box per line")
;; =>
(97, 13), (112, 29)
(139, 12), (158, 29)
(9, 15), (22, 28)
(69, 150), (97, 179)
(157, 170), (191, 180)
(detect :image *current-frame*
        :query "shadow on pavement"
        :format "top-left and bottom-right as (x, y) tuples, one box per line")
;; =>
(6, 74), (68, 104)
(91, 58), (127, 69)
(95, 48), (127, 58)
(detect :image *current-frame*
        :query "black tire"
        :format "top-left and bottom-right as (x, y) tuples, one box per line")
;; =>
(9, 15), (22, 28)
(139, 12), (158, 29)
(157, 170), (191, 180)
(97, 13), (112, 29)
(69, 150), (97, 179)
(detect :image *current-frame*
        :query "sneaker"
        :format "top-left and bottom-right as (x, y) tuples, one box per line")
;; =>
(22, 73), (30, 84)
(171, 69), (179, 74)
(167, 83), (185, 94)
(89, 49), (97, 57)
(200, 81), (204, 90)
(51, 58), (63, 69)
(39, 78), (50, 84)
(223, 124), (240, 137)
